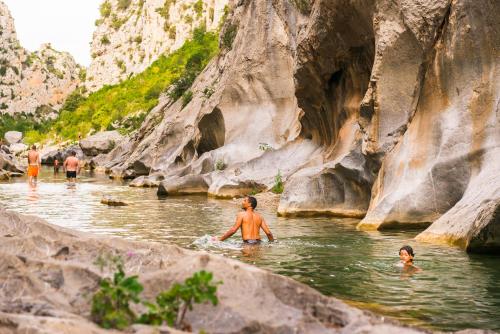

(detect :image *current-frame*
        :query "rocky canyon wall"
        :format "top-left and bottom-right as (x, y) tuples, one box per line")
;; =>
(86, 0), (228, 92)
(96, 0), (499, 252)
(0, 1), (81, 116)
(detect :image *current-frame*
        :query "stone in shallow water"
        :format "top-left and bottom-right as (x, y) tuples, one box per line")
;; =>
(100, 196), (128, 206)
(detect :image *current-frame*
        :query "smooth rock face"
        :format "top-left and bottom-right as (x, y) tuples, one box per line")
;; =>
(94, 0), (499, 252)
(100, 196), (128, 206)
(86, 0), (228, 92)
(79, 131), (124, 157)
(41, 145), (84, 164)
(0, 1), (81, 115)
(0, 207), (429, 334)
(4, 131), (22, 145)
(8, 143), (27, 155)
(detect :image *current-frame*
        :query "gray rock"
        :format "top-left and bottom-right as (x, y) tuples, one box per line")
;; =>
(79, 131), (124, 157)
(9, 143), (28, 155)
(100, 196), (128, 206)
(4, 131), (22, 145)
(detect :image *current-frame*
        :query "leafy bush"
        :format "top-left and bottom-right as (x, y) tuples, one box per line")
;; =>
(291, 0), (311, 14)
(91, 262), (143, 330)
(214, 159), (226, 171)
(155, 0), (176, 20)
(117, 0), (132, 10)
(30, 28), (218, 142)
(181, 90), (193, 108)
(271, 170), (284, 194)
(222, 23), (237, 50)
(91, 253), (220, 331)
(138, 271), (220, 329)
(202, 86), (214, 98)
(193, 0), (203, 18)
(258, 143), (273, 151)
(100, 1), (112, 18)
(101, 35), (111, 45)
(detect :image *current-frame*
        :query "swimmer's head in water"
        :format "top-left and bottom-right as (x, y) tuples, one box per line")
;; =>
(242, 196), (257, 209)
(399, 245), (415, 264)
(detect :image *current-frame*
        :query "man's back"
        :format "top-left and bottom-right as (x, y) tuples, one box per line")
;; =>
(240, 211), (264, 240)
(27, 150), (39, 165)
(64, 156), (79, 171)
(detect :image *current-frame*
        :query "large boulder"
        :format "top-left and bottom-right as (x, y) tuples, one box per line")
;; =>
(79, 131), (124, 157)
(41, 145), (85, 165)
(9, 142), (28, 155)
(4, 131), (22, 145)
(0, 151), (24, 173)
(0, 207), (428, 334)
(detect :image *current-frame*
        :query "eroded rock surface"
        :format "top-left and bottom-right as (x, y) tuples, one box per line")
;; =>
(0, 207), (429, 334)
(0, 1), (81, 116)
(93, 0), (499, 252)
(79, 130), (124, 157)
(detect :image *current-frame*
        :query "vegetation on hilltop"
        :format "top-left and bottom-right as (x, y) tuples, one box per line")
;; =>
(0, 28), (218, 144)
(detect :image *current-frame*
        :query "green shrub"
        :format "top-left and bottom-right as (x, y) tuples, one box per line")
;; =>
(117, 0), (132, 10)
(0, 66), (7, 76)
(168, 26), (176, 39)
(258, 143), (273, 151)
(101, 35), (111, 45)
(78, 68), (87, 81)
(222, 23), (237, 50)
(184, 15), (193, 24)
(193, 0), (203, 18)
(134, 35), (142, 43)
(271, 170), (284, 194)
(181, 90), (193, 108)
(214, 159), (226, 171)
(209, 7), (215, 22)
(32, 28), (218, 142)
(111, 15), (126, 30)
(100, 1), (112, 18)
(138, 271), (220, 329)
(155, 0), (176, 19)
(291, 0), (311, 14)
(202, 86), (214, 98)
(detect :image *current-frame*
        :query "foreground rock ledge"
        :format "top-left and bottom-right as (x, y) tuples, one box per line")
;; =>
(0, 207), (433, 334)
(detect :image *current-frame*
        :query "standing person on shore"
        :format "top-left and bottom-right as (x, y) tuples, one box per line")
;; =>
(27, 145), (41, 187)
(63, 151), (80, 185)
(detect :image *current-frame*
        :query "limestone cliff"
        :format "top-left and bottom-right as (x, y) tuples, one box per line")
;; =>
(96, 0), (499, 252)
(86, 0), (228, 92)
(0, 1), (81, 116)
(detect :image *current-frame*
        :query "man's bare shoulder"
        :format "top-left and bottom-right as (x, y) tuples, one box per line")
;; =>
(236, 211), (245, 218)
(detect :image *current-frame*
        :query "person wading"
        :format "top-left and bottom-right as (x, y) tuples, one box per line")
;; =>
(27, 145), (41, 187)
(218, 196), (274, 244)
(63, 151), (80, 184)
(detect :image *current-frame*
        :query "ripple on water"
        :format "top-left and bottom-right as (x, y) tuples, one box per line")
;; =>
(0, 167), (499, 332)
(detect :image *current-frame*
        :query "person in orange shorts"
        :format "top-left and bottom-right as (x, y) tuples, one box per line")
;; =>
(27, 144), (41, 187)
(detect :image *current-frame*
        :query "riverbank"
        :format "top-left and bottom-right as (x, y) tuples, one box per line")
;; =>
(0, 206), (432, 334)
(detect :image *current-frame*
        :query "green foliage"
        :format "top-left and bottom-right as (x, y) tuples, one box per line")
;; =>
(78, 68), (87, 81)
(100, 1), (112, 18)
(155, 0), (176, 20)
(168, 26), (176, 39)
(134, 35), (142, 43)
(214, 159), (226, 171)
(0, 66), (6, 76)
(258, 143), (273, 151)
(0, 113), (51, 145)
(181, 90), (193, 108)
(193, 0), (203, 18)
(138, 271), (220, 329)
(202, 86), (214, 99)
(101, 35), (111, 45)
(222, 23), (237, 50)
(184, 15), (193, 24)
(209, 7), (215, 22)
(271, 170), (284, 194)
(117, 0), (132, 10)
(291, 0), (311, 14)
(111, 15), (126, 30)
(91, 260), (143, 330)
(30, 29), (218, 143)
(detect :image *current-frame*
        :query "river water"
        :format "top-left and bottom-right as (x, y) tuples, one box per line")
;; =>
(0, 167), (499, 332)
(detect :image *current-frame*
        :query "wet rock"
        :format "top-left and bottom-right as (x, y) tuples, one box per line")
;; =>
(100, 196), (128, 206)
(129, 175), (163, 188)
(158, 175), (210, 196)
(0, 207), (431, 334)
(0, 169), (10, 181)
(4, 131), (22, 145)
(79, 131), (124, 157)
(0, 151), (24, 173)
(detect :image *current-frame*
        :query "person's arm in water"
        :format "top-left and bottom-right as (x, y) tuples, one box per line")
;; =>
(260, 217), (274, 242)
(219, 213), (243, 241)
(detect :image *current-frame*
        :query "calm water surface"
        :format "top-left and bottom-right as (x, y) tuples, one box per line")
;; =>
(0, 167), (499, 331)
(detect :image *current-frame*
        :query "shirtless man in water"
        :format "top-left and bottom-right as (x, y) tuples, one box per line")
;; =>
(63, 151), (80, 184)
(218, 196), (274, 244)
(27, 145), (41, 187)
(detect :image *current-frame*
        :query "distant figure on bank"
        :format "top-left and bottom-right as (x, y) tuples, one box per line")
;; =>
(217, 196), (274, 244)
(399, 245), (421, 272)
(27, 145), (41, 187)
(53, 159), (60, 173)
(63, 151), (80, 184)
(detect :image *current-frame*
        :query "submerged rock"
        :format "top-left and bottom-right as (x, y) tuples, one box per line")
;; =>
(0, 207), (432, 333)
(100, 196), (128, 206)
(79, 131), (124, 157)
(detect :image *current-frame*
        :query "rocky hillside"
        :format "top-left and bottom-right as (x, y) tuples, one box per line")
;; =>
(86, 0), (228, 92)
(0, 1), (81, 117)
(96, 0), (499, 253)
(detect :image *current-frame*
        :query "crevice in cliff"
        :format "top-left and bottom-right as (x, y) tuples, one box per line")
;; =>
(196, 107), (225, 156)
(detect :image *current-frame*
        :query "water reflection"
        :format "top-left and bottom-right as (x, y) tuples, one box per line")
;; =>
(0, 167), (499, 331)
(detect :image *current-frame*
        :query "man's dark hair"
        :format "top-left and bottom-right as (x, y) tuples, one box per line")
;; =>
(31, 144), (36, 150)
(247, 196), (257, 209)
(70, 150), (77, 156)
(399, 245), (415, 257)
